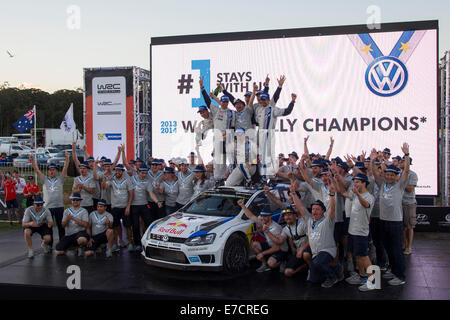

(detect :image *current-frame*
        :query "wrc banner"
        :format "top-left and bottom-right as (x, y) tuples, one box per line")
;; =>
(84, 68), (135, 162)
(151, 21), (438, 196)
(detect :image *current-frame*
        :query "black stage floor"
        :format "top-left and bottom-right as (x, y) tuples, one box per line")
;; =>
(0, 229), (449, 300)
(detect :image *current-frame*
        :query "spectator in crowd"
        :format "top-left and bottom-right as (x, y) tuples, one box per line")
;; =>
(370, 143), (410, 286)
(85, 199), (114, 258)
(12, 170), (26, 214)
(238, 199), (289, 273)
(22, 196), (53, 258)
(55, 193), (90, 257)
(399, 156), (418, 255)
(23, 175), (40, 208)
(1, 172), (20, 225)
(191, 165), (213, 200)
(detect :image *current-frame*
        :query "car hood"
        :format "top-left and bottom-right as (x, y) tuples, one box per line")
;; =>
(149, 213), (237, 238)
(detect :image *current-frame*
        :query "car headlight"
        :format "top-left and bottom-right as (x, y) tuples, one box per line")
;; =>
(184, 233), (216, 246)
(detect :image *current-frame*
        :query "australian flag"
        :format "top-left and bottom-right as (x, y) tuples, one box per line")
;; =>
(13, 108), (34, 133)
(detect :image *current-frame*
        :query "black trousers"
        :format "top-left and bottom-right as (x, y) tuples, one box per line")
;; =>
(149, 202), (165, 220)
(48, 207), (65, 247)
(130, 205), (153, 246)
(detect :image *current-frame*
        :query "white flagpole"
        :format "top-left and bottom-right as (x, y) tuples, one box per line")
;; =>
(33, 105), (37, 181)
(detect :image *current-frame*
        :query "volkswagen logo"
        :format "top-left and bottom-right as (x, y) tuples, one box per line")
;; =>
(365, 56), (408, 97)
(162, 235), (169, 242)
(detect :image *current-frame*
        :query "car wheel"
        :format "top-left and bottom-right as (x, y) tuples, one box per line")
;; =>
(223, 234), (249, 274)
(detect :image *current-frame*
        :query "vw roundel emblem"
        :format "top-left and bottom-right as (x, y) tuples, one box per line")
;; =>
(162, 235), (169, 242)
(365, 56), (408, 97)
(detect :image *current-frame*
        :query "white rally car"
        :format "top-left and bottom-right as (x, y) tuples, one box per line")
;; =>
(141, 186), (290, 273)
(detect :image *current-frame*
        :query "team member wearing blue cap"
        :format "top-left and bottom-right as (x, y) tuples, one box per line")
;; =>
(370, 144), (410, 286)
(336, 174), (375, 291)
(22, 197), (54, 258)
(30, 151), (69, 247)
(279, 207), (309, 277)
(238, 200), (289, 273)
(290, 183), (342, 288)
(155, 167), (179, 216)
(200, 78), (235, 185)
(148, 159), (165, 219)
(225, 128), (257, 187)
(399, 156), (418, 255)
(85, 156), (101, 209)
(56, 193), (90, 257)
(85, 199), (114, 258)
(103, 164), (135, 251)
(94, 158), (114, 213)
(195, 105), (214, 147)
(130, 165), (160, 252)
(248, 79), (295, 180)
(191, 165), (213, 201)
(175, 159), (195, 210)
(72, 161), (96, 213)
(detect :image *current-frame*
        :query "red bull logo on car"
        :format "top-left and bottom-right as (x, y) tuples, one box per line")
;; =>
(158, 222), (188, 235)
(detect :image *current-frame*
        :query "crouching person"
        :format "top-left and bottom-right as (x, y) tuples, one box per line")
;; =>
(55, 193), (90, 257)
(22, 197), (53, 258)
(281, 207), (310, 277)
(290, 183), (342, 288)
(85, 199), (114, 258)
(237, 199), (289, 272)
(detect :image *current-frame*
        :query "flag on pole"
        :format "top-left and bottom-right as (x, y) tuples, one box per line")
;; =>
(13, 108), (35, 133)
(60, 103), (76, 133)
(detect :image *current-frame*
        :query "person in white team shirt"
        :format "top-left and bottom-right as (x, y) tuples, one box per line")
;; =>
(22, 197), (54, 259)
(30, 152), (69, 247)
(103, 164), (135, 252)
(72, 161), (96, 213)
(290, 182), (343, 288)
(85, 199), (114, 258)
(237, 200), (289, 273)
(55, 193), (90, 257)
(336, 173), (375, 292)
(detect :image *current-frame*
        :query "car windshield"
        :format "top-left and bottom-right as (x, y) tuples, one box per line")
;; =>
(55, 152), (65, 157)
(17, 154), (29, 159)
(179, 193), (250, 217)
(47, 148), (59, 153)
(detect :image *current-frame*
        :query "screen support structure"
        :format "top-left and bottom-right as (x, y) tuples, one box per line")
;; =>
(441, 51), (450, 206)
(134, 67), (151, 163)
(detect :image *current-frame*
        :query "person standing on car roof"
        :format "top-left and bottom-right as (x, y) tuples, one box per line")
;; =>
(247, 78), (296, 181)
(30, 152), (69, 247)
(199, 77), (235, 186)
(238, 200), (289, 273)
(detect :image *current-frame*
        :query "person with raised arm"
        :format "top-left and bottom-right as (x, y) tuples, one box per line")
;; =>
(237, 199), (288, 273)
(30, 151), (69, 247)
(370, 143), (410, 286)
(289, 182), (342, 288)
